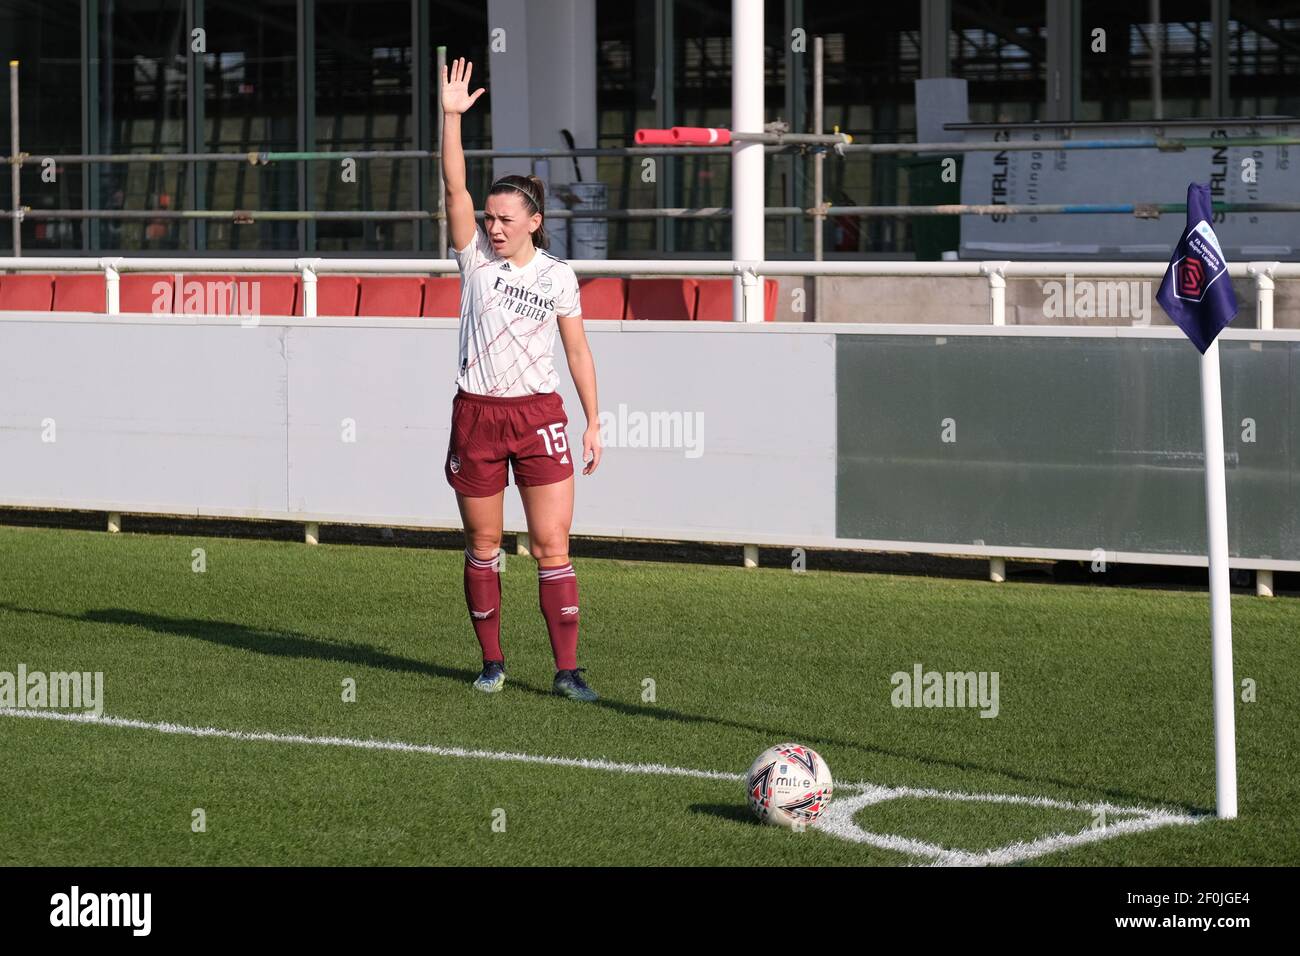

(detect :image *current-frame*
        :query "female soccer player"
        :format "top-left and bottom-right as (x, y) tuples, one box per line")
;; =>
(440, 57), (603, 702)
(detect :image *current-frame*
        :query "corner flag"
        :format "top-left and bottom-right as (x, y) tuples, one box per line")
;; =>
(1156, 182), (1238, 352)
(1156, 181), (1239, 820)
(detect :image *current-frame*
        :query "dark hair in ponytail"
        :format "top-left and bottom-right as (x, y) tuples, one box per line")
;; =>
(487, 174), (549, 249)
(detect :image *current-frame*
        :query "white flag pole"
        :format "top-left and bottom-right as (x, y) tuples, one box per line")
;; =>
(1199, 339), (1238, 819)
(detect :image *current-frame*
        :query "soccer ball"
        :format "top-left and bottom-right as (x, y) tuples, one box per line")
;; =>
(746, 743), (833, 830)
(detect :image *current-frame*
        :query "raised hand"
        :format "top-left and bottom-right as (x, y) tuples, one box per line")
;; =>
(442, 57), (485, 115)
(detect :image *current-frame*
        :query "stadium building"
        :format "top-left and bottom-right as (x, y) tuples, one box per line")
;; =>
(2, 3), (1296, 261)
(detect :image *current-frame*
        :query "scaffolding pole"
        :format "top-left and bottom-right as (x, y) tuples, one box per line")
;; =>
(11, 133), (1300, 170)
(7, 201), (1298, 224)
(435, 45), (447, 256)
(9, 60), (20, 254)
(812, 36), (824, 322)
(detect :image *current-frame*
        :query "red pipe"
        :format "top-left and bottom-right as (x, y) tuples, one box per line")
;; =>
(634, 128), (678, 145)
(670, 126), (732, 145)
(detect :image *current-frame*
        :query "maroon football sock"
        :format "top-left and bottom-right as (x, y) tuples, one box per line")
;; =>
(538, 561), (579, 671)
(464, 548), (503, 662)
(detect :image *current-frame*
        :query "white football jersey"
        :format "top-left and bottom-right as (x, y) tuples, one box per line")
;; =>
(452, 229), (582, 397)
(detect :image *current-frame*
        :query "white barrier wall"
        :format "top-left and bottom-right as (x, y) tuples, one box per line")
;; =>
(0, 314), (840, 542)
(4, 312), (1298, 571)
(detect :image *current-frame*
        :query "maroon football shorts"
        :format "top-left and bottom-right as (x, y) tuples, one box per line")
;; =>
(445, 387), (575, 497)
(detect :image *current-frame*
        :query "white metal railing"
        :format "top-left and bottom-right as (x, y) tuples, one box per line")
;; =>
(0, 256), (1297, 327)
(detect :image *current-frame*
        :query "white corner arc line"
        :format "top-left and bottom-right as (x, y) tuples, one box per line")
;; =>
(0, 708), (1208, 864)
(814, 786), (1207, 867)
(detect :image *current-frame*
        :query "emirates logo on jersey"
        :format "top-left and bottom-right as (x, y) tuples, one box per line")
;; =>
(491, 275), (556, 311)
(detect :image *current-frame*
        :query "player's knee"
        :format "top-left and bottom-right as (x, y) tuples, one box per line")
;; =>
(530, 537), (569, 562)
(466, 538), (501, 561)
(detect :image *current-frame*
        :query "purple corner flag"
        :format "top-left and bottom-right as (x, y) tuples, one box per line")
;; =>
(1155, 182), (1238, 353)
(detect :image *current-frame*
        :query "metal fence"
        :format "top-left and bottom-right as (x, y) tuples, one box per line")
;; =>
(1, 256), (1297, 327)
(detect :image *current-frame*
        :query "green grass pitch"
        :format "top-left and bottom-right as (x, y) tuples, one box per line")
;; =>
(1, 523), (1296, 866)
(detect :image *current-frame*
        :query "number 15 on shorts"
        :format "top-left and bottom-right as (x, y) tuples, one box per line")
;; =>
(536, 422), (568, 458)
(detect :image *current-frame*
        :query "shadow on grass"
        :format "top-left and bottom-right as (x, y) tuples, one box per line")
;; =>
(0, 602), (483, 689)
(689, 804), (755, 825)
(0, 600), (1210, 815)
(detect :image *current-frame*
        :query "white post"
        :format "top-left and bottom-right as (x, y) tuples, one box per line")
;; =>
(1256, 569), (1274, 598)
(1200, 340), (1238, 819)
(743, 544), (758, 568)
(983, 261), (1008, 325)
(989, 557), (1005, 583)
(1250, 262), (1277, 330)
(738, 264), (761, 323)
(732, 0), (764, 322)
(102, 258), (120, 314)
(305, 522), (319, 545)
(299, 260), (318, 317)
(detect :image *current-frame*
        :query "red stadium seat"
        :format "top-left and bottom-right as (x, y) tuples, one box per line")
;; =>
(295, 276), (360, 316)
(175, 274), (238, 314)
(118, 273), (294, 316)
(0, 274), (55, 311)
(694, 278), (779, 321)
(175, 274), (298, 317)
(358, 276), (425, 317)
(120, 274), (177, 314)
(576, 278), (626, 320)
(625, 278), (698, 321)
(243, 275), (298, 316)
(693, 280), (730, 322)
(421, 277), (461, 317)
(53, 274), (106, 312)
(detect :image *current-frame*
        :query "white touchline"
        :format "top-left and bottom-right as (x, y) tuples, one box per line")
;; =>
(0, 708), (745, 782)
(0, 708), (1207, 865)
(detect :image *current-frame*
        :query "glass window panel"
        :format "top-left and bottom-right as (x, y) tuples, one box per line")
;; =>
(1227, 1), (1300, 117)
(950, 0), (1046, 124)
(0, 0), (83, 252)
(595, 0), (657, 256)
(314, 0), (413, 252)
(201, 0), (299, 251)
(806, 4), (921, 256)
(430, 1), (491, 253)
(96, 0), (190, 251)
(1079, 1), (1214, 121)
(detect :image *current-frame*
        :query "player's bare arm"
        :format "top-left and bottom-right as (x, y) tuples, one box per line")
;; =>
(441, 57), (485, 253)
(558, 314), (602, 476)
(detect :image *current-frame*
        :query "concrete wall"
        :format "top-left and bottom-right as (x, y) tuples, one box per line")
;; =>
(3, 313), (1296, 568)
